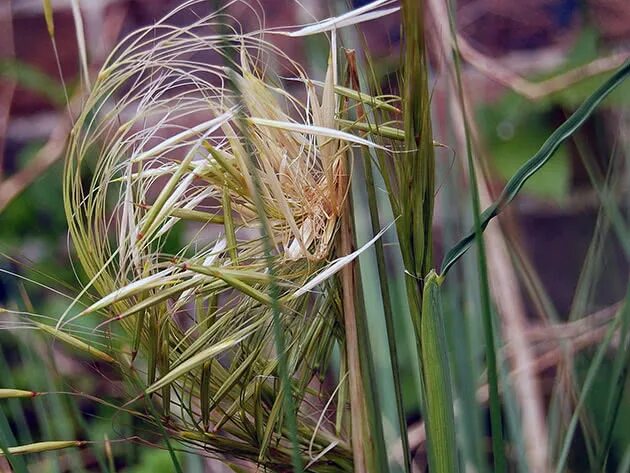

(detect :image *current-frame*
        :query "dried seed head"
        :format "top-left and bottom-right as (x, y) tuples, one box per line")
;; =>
(60, 1), (397, 469)
(65, 2), (386, 303)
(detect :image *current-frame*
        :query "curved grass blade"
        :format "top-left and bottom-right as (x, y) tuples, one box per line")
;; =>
(441, 60), (630, 276)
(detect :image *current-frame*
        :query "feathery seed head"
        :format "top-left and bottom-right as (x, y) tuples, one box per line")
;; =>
(61, 1), (398, 469)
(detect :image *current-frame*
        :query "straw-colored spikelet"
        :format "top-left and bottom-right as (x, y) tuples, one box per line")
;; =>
(0, 389), (37, 399)
(0, 441), (86, 456)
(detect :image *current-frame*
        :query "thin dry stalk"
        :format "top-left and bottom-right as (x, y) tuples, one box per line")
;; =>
(0, 116), (70, 212)
(0, 6), (127, 212)
(0, 4), (15, 179)
(524, 302), (619, 344)
(456, 35), (628, 101)
(483, 216), (549, 472)
(338, 156), (367, 473)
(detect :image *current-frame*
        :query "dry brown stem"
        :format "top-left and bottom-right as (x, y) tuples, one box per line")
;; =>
(457, 34), (628, 101)
(339, 151), (367, 473)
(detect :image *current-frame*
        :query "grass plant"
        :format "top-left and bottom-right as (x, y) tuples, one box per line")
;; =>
(1, 0), (629, 472)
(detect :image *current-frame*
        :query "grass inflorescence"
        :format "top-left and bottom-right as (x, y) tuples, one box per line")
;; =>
(55, 1), (401, 470)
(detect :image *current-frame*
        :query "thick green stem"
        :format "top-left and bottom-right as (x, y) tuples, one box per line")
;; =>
(421, 272), (458, 473)
(398, 1), (459, 472)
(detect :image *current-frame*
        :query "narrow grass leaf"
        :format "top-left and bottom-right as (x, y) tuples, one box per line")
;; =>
(347, 48), (412, 470)
(0, 409), (28, 473)
(0, 59), (66, 106)
(441, 61), (630, 275)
